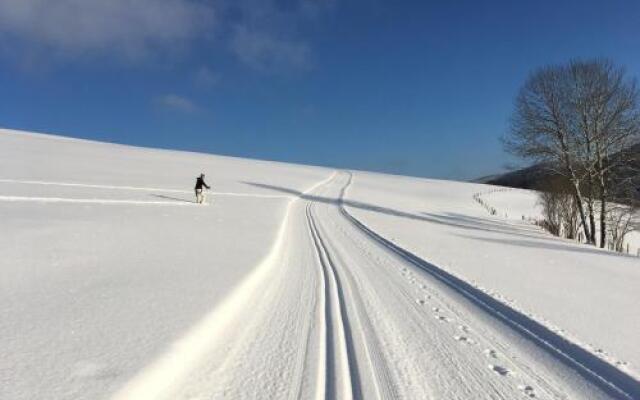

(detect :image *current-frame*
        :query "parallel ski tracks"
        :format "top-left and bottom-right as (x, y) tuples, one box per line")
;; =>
(304, 174), (401, 400)
(306, 200), (358, 400)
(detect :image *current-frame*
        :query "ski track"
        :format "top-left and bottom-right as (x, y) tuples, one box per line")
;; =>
(0, 178), (291, 199)
(338, 174), (639, 400)
(109, 172), (336, 400)
(0, 195), (198, 205)
(306, 200), (356, 399)
(108, 171), (640, 399)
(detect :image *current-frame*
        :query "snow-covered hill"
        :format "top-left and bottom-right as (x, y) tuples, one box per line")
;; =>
(2, 128), (639, 399)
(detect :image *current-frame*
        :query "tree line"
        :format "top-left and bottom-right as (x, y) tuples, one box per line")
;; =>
(504, 59), (640, 251)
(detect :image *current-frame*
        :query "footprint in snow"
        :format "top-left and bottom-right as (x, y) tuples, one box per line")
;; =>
(434, 315), (449, 322)
(432, 307), (440, 312)
(594, 348), (607, 356)
(488, 364), (512, 377)
(415, 299), (426, 305)
(518, 385), (536, 398)
(615, 360), (628, 367)
(454, 335), (475, 345)
(484, 349), (498, 359)
(458, 325), (470, 333)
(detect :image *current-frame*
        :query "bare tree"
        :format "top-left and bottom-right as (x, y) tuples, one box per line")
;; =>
(537, 176), (580, 239)
(606, 203), (638, 252)
(505, 59), (640, 246)
(569, 59), (640, 247)
(559, 188), (581, 240)
(606, 173), (639, 252)
(505, 63), (593, 243)
(538, 189), (562, 236)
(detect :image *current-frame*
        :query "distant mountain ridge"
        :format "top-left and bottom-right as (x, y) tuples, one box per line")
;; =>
(482, 163), (554, 190)
(482, 143), (640, 198)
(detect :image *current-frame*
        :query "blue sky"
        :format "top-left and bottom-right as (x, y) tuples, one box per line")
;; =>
(0, 0), (639, 180)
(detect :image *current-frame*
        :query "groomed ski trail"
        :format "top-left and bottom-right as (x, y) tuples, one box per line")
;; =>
(112, 171), (639, 400)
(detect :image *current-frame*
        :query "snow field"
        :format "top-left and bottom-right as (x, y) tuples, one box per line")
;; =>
(2, 128), (639, 399)
(0, 129), (331, 399)
(344, 172), (640, 383)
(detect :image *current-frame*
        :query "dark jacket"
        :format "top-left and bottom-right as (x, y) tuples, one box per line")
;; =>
(195, 176), (210, 190)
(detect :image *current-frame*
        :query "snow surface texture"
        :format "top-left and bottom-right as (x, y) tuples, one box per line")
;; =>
(1, 128), (639, 399)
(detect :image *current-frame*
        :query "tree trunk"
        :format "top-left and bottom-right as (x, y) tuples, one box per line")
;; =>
(599, 196), (607, 248)
(589, 209), (597, 244)
(585, 173), (598, 245)
(572, 182), (592, 243)
(598, 164), (608, 248)
(595, 139), (608, 249)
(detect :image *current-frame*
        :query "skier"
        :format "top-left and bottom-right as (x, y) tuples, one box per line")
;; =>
(195, 173), (211, 204)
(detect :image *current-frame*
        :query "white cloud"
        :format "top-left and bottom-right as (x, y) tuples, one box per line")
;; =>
(154, 94), (198, 113)
(221, 0), (334, 72)
(0, 0), (215, 60)
(0, 0), (335, 73)
(230, 26), (310, 72)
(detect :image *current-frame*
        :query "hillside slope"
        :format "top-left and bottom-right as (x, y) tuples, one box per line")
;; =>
(2, 129), (639, 399)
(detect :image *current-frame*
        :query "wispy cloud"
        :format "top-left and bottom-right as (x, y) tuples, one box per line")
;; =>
(223, 0), (333, 72)
(0, 0), (215, 62)
(0, 0), (335, 74)
(230, 26), (311, 72)
(154, 94), (199, 113)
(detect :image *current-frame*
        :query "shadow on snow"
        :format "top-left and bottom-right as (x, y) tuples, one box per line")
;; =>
(244, 179), (640, 399)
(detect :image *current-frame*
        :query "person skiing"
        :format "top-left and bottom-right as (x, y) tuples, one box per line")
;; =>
(194, 173), (210, 204)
